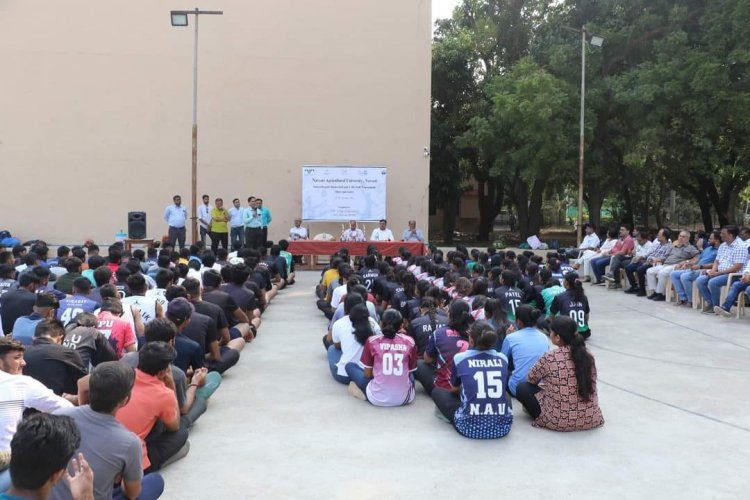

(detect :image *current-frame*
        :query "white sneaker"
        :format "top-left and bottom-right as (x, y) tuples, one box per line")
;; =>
(347, 382), (366, 401)
(714, 306), (733, 317)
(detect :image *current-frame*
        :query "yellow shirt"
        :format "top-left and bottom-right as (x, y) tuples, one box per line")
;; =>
(210, 208), (229, 233)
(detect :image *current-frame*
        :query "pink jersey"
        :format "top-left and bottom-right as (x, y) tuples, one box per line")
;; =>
(97, 311), (137, 358)
(360, 332), (417, 407)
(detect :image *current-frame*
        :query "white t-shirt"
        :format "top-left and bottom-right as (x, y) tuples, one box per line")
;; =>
(331, 316), (381, 377)
(289, 226), (308, 240)
(121, 295), (158, 324)
(0, 371), (72, 450)
(370, 228), (394, 241)
(330, 284), (347, 309)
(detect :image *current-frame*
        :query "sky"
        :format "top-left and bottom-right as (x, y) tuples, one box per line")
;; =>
(432, 0), (461, 30)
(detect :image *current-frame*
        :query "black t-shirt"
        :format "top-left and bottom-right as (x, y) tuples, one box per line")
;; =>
(382, 281), (403, 306)
(174, 334), (205, 372)
(182, 311), (220, 354)
(0, 288), (37, 335)
(221, 283), (257, 313)
(0, 278), (15, 298)
(62, 325), (117, 368)
(407, 311), (448, 356)
(193, 300), (229, 331)
(494, 285), (524, 320)
(389, 290), (411, 319)
(23, 338), (87, 395)
(360, 267), (380, 293)
(203, 289), (239, 327)
(550, 289), (590, 332)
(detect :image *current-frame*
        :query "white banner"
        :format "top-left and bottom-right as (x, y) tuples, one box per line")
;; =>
(302, 166), (387, 221)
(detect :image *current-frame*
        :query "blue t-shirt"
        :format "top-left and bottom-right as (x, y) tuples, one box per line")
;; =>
(698, 246), (718, 266)
(451, 349), (512, 439)
(56, 295), (101, 326)
(11, 312), (44, 345)
(500, 327), (549, 394)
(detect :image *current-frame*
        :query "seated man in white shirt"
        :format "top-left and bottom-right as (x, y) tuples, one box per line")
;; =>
(740, 226), (750, 248)
(370, 219), (394, 242)
(341, 220), (365, 242)
(289, 219), (308, 241)
(566, 222), (600, 259)
(401, 220), (425, 242)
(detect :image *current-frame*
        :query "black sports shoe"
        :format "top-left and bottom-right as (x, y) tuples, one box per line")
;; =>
(624, 287), (638, 294)
(652, 294), (666, 302)
(636, 289), (647, 297)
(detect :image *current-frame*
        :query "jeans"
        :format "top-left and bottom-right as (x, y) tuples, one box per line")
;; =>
(199, 225), (209, 244)
(720, 278), (749, 311)
(113, 473), (165, 500)
(230, 226), (244, 249)
(515, 381), (542, 419)
(210, 231), (228, 254)
(326, 345), (350, 384)
(145, 418), (189, 472)
(670, 269), (700, 302)
(696, 274), (729, 307)
(432, 387), (460, 424)
(168, 226), (186, 249)
(207, 346), (240, 374)
(345, 362), (370, 394)
(591, 256), (611, 282)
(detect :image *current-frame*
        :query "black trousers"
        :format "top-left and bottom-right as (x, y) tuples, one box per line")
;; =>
(262, 226), (268, 246)
(414, 360), (436, 396)
(245, 227), (263, 249)
(210, 231), (228, 254)
(206, 346), (240, 374)
(432, 387), (460, 424)
(625, 262), (651, 290)
(515, 381), (542, 419)
(316, 299), (334, 320)
(145, 418), (190, 472)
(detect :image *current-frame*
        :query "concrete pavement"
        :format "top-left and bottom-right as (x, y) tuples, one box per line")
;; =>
(161, 271), (750, 499)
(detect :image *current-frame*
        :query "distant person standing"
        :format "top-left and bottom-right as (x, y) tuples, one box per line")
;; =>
(209, 198), (230, 254)
(257, 198), (272, 246)
(228, 198), (245, 249)
(508, 212), (517, 232)
(289, 219), (308, 241)
(401, 220), (424, 242)
(163, 195), (188, 249)
(198, 194), (211, 245)
(370, 219), (394, 241)
(243, 197), (263, 249)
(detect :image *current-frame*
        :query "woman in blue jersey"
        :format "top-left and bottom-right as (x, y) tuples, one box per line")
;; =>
(432, 321), (512, 439)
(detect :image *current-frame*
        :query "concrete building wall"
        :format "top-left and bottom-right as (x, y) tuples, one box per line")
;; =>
(0, 0), (431, 245)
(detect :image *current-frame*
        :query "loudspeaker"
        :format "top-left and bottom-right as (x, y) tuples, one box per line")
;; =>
(128, 212), (147, 239)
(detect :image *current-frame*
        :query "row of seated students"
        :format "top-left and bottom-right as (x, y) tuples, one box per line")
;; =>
(0, 238), (292, 499)
(316, 245), (604, 439)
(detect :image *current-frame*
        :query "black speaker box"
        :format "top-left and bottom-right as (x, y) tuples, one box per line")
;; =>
(128, 212), (147, 239)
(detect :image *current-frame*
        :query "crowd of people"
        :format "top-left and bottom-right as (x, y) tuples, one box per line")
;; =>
(315, 244), (604, 439)
(572, 223), (750, 315)
(0, 236), (293, 499)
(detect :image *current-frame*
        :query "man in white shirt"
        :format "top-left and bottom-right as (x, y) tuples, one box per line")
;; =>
(566, 222), (600, 259)
(289, 219), (308, 241)
(341, 220), (365, 242)
(198, 194), (211, 245)
(228, 198), (245, 249)
(401, 220), (425, 242)
(740, 226), (750, 249)
(370, 219), (394, 241)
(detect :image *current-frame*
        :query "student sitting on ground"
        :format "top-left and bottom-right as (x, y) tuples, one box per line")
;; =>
(549, 272), (592, 339)
(432, 321), (512, 439)
(345, 309), (418, 406)
(3, 414), (92, 500)
(515, 316), (604, 432)
(500, 305), (549, 397)
(50, 362), (165, 500)
(326, 297), (381, 385)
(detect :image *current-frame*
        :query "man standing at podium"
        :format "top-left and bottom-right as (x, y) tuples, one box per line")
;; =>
(370, 219), (394, 241)
(164, 195), (188, 249)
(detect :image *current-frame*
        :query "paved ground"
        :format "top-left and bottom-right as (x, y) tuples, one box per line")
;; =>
(162, 271), (750, 499)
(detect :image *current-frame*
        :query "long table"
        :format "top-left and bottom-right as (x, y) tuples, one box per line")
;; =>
(287, 240), (426, 268)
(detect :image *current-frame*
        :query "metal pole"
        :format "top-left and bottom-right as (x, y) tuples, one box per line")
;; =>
(577, 26), (586, 246)
(191, 8), (199, 244)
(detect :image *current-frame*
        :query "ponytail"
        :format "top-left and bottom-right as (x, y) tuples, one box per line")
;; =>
(350, 304), (373, 345)
(550, 316), (595, 401)
(448, 300), (472, 339)
(421, 296), (438, 331)
(515, 304), (541, 329)
(564, 271), (585, 302)
(380, 308), (403, 339)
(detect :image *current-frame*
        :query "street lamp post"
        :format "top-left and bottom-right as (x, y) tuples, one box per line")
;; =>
(575, 26), (603, 246)
(170, 8), (223, 244)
